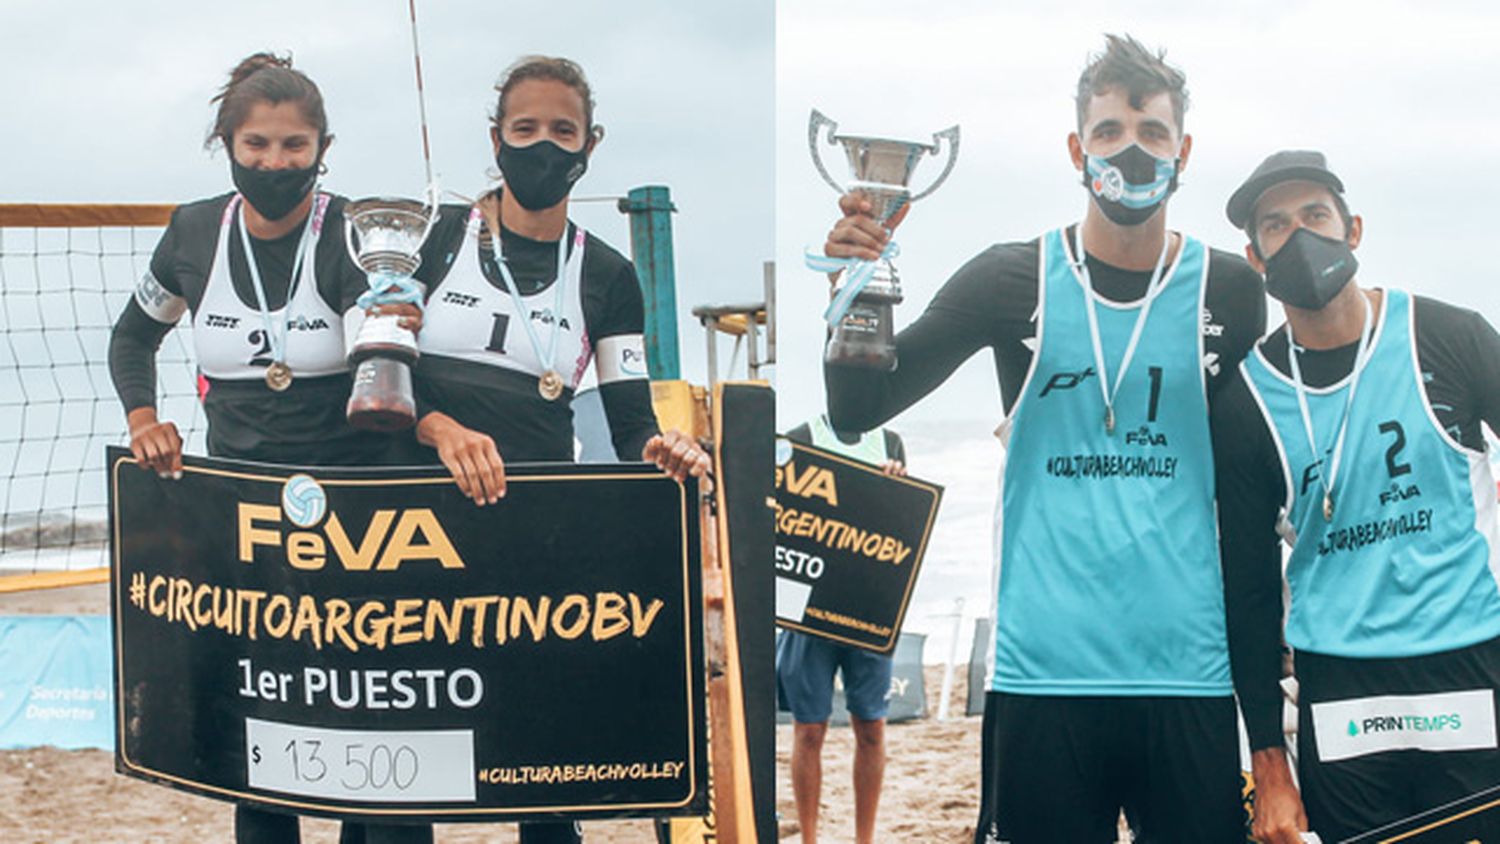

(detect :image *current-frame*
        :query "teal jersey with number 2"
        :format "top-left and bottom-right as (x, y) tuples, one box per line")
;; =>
(989, 228), (1230, 696)
(1242, 288), (1500, 658)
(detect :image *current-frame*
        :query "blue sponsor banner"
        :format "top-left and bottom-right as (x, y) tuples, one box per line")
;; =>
(0, 615), (113, 750)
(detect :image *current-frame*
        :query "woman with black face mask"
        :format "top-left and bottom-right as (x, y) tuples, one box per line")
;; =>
(106, 52), (427, 844)
(407, 56), (709, 510)
(400, 56), (709, 844)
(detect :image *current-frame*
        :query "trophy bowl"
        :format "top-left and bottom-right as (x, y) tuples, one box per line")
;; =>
(343, 196), (438, 432)
(345, 197), (432, 277)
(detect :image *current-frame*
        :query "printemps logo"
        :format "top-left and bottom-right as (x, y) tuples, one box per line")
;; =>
(1348, 713), (1464, 737)
(239, 475), (465, 571)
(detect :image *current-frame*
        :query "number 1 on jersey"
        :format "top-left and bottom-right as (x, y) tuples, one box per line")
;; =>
(1146, 366), (1162, 423)
(487, 313), (509, 354)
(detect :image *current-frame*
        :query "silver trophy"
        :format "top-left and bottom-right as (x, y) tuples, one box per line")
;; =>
(809, 109), (958, 369)
(343, 197), (438, 432)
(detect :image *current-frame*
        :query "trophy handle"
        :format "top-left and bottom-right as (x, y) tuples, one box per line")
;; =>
(807, 109), (847, 194)
(343, 214), (364, 271)
(910, 125), (961, 203)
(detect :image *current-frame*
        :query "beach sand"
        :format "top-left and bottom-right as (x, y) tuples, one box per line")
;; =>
(776, 665), (983, 843)
(0, 583), (659, 844)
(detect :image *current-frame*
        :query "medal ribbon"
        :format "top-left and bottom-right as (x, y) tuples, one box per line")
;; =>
(356, 274), (426, 310)
(490, 224), (580, 386)
(1286, 290), (1374, 520)
(237, 193), (319, 371)
(1072, 224), (1172, 431)
(804, 241), (900, 326)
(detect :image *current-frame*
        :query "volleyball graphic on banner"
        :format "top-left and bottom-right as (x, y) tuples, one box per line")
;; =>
(281, 473), (327, 528)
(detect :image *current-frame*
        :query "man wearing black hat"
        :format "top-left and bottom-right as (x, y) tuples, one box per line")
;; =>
(1216, 150), (1500, 842)
(821, 35), (1267, 843)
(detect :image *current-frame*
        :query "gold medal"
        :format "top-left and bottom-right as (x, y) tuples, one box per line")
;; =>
(538, 369), (564, 401)
(265, 361), (294, 392)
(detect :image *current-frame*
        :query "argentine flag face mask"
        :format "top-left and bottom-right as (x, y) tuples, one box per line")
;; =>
(1083, 142), (1180, 226)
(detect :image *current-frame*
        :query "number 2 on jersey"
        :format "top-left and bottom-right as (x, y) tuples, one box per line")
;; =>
(1378, 420), (1412, 478)
(247, 328), (273, 366)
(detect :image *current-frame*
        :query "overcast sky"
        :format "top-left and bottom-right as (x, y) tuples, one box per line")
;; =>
(5, 1), (1499, 432)
(0, 0), (772, 387)
(775, 0), (1500, 429)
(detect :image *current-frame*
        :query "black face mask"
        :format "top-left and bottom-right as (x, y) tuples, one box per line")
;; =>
(231, 156), (318, 221)
(1263, 227), (1359, 310)
(496, 139), (589, 211)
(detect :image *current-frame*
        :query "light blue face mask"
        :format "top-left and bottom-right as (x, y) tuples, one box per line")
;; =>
(1083, 142), (1179, 225)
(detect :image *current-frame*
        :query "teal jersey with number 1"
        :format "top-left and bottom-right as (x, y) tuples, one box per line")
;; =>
(989, 228), (1231, 696)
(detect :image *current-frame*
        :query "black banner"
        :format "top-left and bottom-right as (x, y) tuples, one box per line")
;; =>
(773, 439), (943, 653)
(1340, 783), (1500, 842)
(108, 447), (706, 822)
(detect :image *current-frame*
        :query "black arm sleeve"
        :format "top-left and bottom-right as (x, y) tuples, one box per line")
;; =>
(826, 244), (1029, 431)
(108, 217), (189, 414)
(884, 430), (906, 465)
(591, 258), (659, 460)
(1211, 371), (1288, 752)
(1204, 250), (1268, 397)
(1404, 296), (1500, 450)
(108, 299), (175, 413)
(599, 381), (658, 461)
(1455, 307), (1500, 437)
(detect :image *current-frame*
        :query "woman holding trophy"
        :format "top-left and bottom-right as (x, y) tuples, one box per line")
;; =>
(408, 55), (710, 507)
(106, 53), (428, 844)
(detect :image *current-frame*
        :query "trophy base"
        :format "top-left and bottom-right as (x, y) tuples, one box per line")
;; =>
(350, 313), (419, 364)
(347, 358), (416, 432)
(825, 290), (901, 371)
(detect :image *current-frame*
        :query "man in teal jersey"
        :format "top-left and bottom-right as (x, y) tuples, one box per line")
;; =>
(1216, 151), (1500, 842)
(822, 35), (1265, 843)
(778, 414), (906, 844)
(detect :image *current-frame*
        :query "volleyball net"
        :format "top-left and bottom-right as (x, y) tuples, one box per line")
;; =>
(0, 204), (206, 591)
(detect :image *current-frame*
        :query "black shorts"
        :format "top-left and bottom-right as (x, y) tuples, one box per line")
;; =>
(973, 692), (1243, 844)
(1296, 635), (1500, 841)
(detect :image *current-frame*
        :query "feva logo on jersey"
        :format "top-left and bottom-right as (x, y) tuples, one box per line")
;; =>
(238, 474), (465, 571)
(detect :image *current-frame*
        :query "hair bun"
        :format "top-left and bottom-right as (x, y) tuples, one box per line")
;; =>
(226, 51), (294, 89)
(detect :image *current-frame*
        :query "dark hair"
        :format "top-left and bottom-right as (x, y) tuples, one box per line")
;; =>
(1075, 34), (1188, 133)
(491, 55), (595, 131)
(206, 52), (329, 150)
(1246, 190), (1355, 258)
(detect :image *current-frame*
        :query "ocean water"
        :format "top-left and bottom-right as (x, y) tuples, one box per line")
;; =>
(887, 419), (1003, 666)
